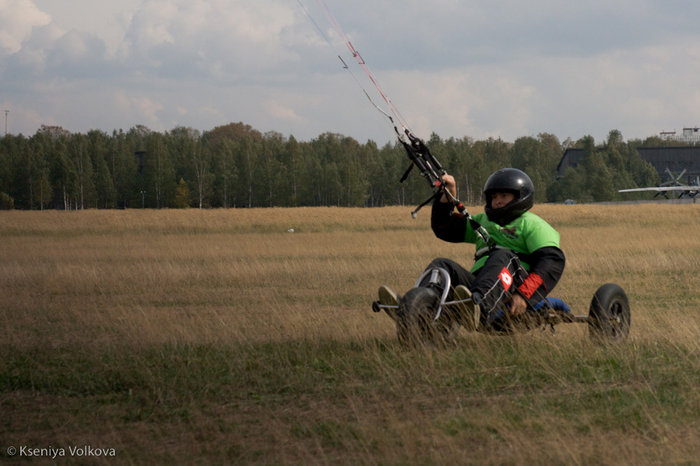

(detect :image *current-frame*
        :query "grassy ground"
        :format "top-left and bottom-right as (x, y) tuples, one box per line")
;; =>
(0, 204), (698, 464)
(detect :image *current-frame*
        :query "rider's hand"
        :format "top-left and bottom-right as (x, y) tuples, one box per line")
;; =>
(440, 174), (457, 203)
(510, 294), (528, 316)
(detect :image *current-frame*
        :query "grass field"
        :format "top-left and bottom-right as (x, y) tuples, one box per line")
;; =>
(0, 204), (698, 464)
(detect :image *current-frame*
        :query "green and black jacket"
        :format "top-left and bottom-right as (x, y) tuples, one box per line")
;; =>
(431, 201), (566, 301)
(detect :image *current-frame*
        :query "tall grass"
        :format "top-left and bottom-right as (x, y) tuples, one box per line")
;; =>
(0, 205), (698, 464)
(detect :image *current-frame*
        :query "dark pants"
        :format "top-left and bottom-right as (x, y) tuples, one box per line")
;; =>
(421, 250), (526, 325)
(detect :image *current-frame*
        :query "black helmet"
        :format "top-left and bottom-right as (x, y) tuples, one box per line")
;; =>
(483, 168), (534, 225)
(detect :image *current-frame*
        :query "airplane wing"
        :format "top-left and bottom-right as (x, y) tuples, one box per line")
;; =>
(618, 186), (700, 193)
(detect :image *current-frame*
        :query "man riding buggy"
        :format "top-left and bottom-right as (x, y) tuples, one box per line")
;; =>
(376, 168), (566, 338)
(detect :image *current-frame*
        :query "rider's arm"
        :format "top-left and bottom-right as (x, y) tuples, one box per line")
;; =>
(516, 246), (566, 302)
(431, 198), (467, 243)
(431, 173), (469, 243)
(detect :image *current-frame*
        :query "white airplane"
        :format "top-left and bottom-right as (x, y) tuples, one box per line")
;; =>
(618, 169), (700, 198)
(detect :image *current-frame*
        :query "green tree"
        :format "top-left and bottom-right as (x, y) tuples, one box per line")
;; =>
(261, 131), (286, 207)
(109, 129), (139, 208)
(69, 134), (97, 209)
(52, 141), (77, 210)
(510, 134), (562, 202)
(210, 138), (238, 208)
(0, 192), (13, 209)
(281, 135), (303, 206)
(87, 130), (115, 208)
(142, 132), (176, 208)
(170, 127), (212, 208)
(174, 178), (191, 208)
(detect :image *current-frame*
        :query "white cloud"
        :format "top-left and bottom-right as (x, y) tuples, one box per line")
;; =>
(115, 91), (165, 131)
(264, 99), (305, 124)
(122, 0), (297, 78)
(0, 0), (50, 55)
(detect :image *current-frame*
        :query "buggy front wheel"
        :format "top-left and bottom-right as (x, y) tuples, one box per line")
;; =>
(397, 287), (455, 347)
(588, 283), (630, 342)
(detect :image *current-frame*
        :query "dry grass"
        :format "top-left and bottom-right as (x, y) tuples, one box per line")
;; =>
(0, 204), (698, 464)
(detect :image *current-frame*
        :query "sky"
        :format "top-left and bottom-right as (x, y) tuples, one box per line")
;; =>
(1, 0), (699, 146)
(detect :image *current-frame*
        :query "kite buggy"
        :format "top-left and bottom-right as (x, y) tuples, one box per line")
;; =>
(373, 276), (631, 346)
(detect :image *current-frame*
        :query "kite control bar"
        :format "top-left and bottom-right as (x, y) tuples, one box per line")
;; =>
(399, 130), (446, 188)
(397, 130), (448, 218)
(398, 129), (494, 247)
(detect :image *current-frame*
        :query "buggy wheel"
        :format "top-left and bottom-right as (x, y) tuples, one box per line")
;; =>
(397, 287), (454, 347)
(588, 283), (630, 342)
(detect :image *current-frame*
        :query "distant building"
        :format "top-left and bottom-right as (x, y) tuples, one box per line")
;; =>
(637, 146), (700, 182)
(557, 146), (700, 183)
(556, 148), (584, 178)
(659, 127), (700, 144)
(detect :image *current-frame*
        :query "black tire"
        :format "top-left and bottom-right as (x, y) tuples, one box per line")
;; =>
(588, 283), (630, 342)
(397, 287), (454, 347)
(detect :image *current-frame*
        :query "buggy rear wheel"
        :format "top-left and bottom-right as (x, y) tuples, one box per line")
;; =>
(588, 283), (630, 342)
(397, 287), (454, 347)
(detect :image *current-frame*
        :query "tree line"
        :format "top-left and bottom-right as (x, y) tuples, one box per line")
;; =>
(0, 122), (671, 210)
